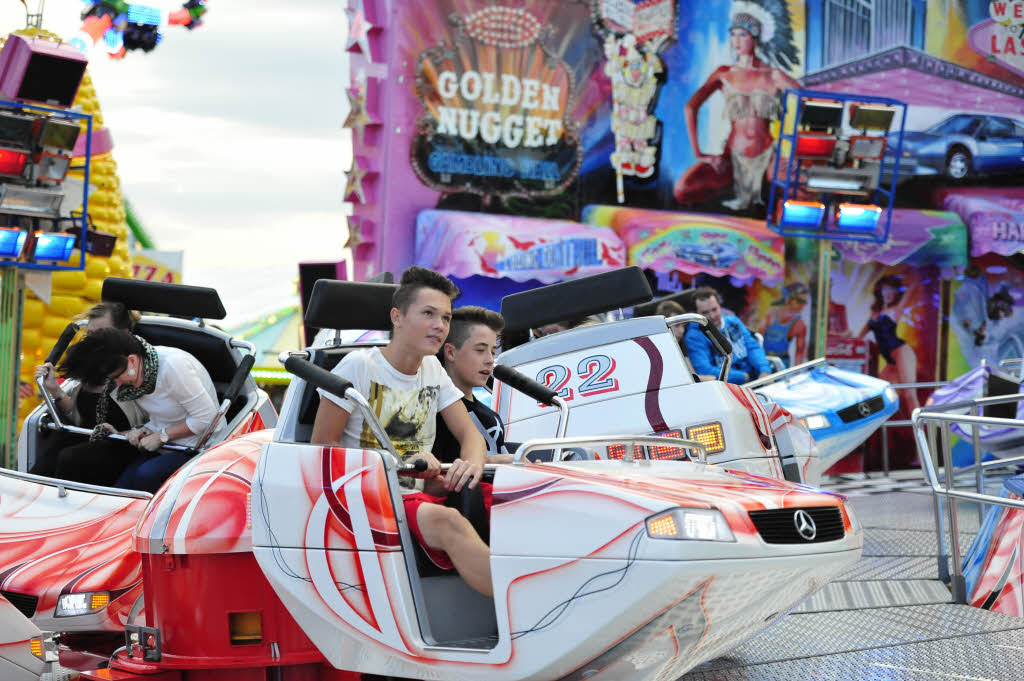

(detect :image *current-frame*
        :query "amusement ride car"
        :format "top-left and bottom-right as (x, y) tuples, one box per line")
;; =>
(745, 358), (900, 476)
(0, 270), (863, 681)
(0, 278), (275, 653)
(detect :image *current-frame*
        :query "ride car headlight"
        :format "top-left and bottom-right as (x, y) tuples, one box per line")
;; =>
(801, 414), (830, 430)
(646, 508), (735, 542)
(56, 591), (109, 617)
(885, 386), (898, 404)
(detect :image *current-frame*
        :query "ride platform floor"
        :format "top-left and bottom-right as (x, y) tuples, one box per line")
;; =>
(680, 473), (1024, 681)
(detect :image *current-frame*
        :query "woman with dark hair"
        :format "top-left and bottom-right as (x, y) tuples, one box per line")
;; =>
(673, 0), (800, 211)
(860, 275), (919, 410)
(55, 328), (223, 491)
(31, 302), (142, 478)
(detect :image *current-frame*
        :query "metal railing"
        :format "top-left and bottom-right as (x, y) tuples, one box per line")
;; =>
(878, 380), (948, 475)
(912, 392), (1024, 603)
(743, 357), (827, 390)
(513, 434), (708, 465)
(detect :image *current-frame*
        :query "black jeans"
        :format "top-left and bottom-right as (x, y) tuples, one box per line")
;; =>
(46, 437), (141, 487)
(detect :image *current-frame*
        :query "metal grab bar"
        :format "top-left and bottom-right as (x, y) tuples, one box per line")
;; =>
(743, 357), (827, 390)
(36, 375), (198, 455)
(665, 313), (732, 382)
(912, 392), (1024, 604)
(513, 434), (707, 465)
(0, 467), (153, 500)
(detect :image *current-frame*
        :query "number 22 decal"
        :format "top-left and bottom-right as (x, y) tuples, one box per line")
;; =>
(536, 364), (573, 403)
(535, 355), (619, 406)
(577, 355), (619, 396)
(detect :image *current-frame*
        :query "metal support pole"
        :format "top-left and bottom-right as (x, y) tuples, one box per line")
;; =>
(882, 422), (890, 476)
(941, 421), (966, 603)
(927, 420), (950, 583)
(0, 270), (25, 469)
(973, 414), (984, 523)
(813, 239), (831, 360)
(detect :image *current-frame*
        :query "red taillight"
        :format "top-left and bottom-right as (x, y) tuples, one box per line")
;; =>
(607, 443), (643, 460)
(608, 429), (686, 461)
(649, 429), (685, 460)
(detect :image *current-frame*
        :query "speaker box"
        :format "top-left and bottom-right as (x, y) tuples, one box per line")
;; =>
(298, 261), (347, 347)
(0, 35), (87, 108)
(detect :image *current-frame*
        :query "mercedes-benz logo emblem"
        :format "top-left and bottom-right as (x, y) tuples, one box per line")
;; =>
(858, 401), (872, 418)
(794, 510), (817, 541)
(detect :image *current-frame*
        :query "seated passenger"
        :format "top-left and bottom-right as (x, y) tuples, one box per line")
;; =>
(682, 287), (771, 384)
(433, 306), (511, 463)
(31, 303), (141, 478)
(656, 299), (716, 383)
(58, 328), (223, 491)
(311, 267), (491, 596)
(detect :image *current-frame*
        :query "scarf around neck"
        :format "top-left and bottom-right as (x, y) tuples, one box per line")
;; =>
(90, 336), (159, 442)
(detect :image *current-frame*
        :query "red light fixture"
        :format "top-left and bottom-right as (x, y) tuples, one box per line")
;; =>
(0, 148), (28, 176)
(795, 134), (837, 159)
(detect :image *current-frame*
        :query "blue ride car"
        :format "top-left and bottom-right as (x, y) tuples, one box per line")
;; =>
(752, 362), (899, 473)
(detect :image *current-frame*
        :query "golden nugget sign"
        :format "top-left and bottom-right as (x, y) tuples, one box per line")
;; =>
(412, 6), (582, 198)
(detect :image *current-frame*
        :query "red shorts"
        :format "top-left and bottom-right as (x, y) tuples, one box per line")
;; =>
(403, 482), (493, 570)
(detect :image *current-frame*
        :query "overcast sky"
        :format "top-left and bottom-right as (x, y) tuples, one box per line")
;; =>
(1, 0), (352, 326)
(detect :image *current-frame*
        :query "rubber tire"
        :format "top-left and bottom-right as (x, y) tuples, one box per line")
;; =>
(945, 147), (972, 181)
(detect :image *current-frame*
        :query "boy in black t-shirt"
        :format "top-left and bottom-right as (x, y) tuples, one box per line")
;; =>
(434, 306), (513, 463)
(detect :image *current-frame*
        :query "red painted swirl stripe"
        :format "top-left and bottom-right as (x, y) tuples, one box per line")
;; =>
(631, 337), (668, 432)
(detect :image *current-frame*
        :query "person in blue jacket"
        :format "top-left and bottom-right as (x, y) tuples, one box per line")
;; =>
(683, 287), (772, 384)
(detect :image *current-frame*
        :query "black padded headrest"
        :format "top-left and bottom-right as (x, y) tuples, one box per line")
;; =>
(366, 271), (395, 284)
(102, 278), (226, 320)
(501, 266), (653, 334)
(634, 290), (693, 318)
(134, 322), (238, 386)
(304, 279), (398, 330)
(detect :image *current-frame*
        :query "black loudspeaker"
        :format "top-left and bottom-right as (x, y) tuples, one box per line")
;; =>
(984, 371), (1020, 421)
(298, 261), (347, 347)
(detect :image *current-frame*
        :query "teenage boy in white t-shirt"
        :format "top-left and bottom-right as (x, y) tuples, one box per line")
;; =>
(311, 267), (491, 596)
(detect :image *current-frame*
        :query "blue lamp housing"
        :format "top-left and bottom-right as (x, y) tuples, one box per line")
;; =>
(34, 231), (77, 261)
(0, 226), (27, 258)
(836, 203), (882, 231)
(779, 200), (826, 230)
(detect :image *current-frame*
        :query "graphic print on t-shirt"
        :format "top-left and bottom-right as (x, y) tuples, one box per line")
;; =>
(361, 381), (440, 457)
(468, 409), (505, 453)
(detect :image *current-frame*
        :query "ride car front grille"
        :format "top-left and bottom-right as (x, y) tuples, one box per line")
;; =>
(837, 395), (885, 423)
(748, 506), (845, 544)
(1, 589), (38, 618)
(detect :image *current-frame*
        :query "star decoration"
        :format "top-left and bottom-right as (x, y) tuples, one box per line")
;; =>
(344, 215), (365, 249)
(346, 0), (374, 60)
(344, 159), (369, 204)
(343, 86), (374, 144)
(344, 215), (376, 254)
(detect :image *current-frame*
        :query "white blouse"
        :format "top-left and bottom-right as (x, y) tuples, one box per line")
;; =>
(135, 346), (222, 447)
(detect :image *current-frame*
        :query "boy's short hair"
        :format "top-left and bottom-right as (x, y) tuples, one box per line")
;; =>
(655, 300), (684, 317)
(446, 306), (504, 352)
(687, 287), (720, 311)
(392, 266), (460, 313)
